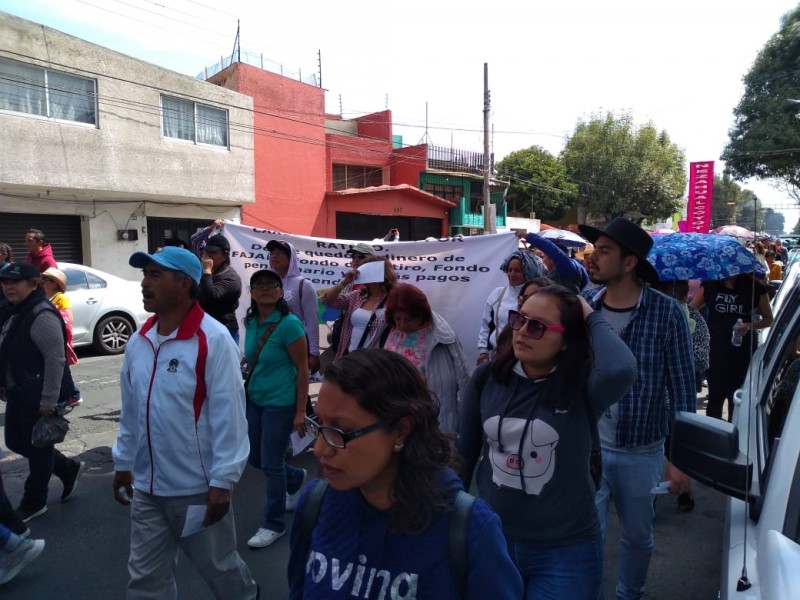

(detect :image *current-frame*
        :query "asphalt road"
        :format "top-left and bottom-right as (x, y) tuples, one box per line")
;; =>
(0, 351), (724, 599)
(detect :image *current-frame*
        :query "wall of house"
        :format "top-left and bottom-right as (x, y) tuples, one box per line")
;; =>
(392, 145), (427, 186)
(210, 63), (327, 236)
(355, 110), (392, 143)
(0, 12), (255, 205)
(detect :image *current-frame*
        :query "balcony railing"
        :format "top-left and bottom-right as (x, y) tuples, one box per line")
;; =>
(426, 145), (487, 176)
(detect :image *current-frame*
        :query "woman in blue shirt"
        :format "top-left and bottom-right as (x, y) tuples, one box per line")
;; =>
(243, 269), (309, 549)
(288, 349), (523, 599)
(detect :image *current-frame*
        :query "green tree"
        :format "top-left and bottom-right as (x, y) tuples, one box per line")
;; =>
(711, 173), (759, 228)
(737, 193), (764, 232)
(722, 7), (800, 199)
(561, 112), (686, 224)
(763, 207), (786, 235)
(495, 146), (577, 221)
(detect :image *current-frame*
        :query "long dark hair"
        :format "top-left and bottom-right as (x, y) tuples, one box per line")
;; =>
(323, 349), (457, 533)
(243, 270), (291, 325)
(491, 284), (592, 411)
(0, 242), (13, 263)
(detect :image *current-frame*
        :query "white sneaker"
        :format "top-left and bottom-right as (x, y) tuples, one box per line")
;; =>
(247, 528), (285, 549)
(285, 468), (307, 512)
(0, 538), (45, 585)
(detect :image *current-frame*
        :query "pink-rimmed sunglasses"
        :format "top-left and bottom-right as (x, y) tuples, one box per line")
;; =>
(508, 310), (566, 339)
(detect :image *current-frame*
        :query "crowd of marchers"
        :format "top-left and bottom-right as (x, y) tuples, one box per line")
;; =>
(0, 218), (771, 600)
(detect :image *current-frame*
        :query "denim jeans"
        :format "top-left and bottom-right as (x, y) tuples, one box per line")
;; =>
(595, 443), (665, 600)
(507, 534), (603, 600)
(245, 402), (305, 533)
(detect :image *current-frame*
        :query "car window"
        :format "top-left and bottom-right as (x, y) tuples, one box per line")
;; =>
(63, 269), (88, 291)
(763, 287), (800, 367)
(85, 272), (107, 289)
(764, 330), (800, 452)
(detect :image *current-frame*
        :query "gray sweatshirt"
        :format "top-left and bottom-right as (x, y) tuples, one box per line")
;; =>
(458, 313), (637, 547)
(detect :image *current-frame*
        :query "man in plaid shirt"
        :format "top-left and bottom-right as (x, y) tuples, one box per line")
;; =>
(580, 218), (695, 600)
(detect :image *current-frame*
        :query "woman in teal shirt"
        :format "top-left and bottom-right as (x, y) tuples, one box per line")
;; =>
(243, 269), (309, 549)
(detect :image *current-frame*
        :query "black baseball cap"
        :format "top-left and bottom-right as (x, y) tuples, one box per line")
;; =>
(205, 234), (231, 253)
(0, 262), (41, 280)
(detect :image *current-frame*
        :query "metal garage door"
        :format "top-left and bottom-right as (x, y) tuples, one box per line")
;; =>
(0, 213), (83, 265)
(146, 217), (212, 253)
(335, 213), (442, 242)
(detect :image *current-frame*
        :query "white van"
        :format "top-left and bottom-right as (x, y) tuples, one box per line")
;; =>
(671, 264), (800, 598)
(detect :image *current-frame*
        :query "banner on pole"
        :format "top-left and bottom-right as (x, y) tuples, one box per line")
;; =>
(222, 223), (518, 367)
(687, 161), (714, 233)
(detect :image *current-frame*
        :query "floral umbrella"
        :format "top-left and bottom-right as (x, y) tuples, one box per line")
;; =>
(539, 228), (588, 248)
(647, 233), (759, 281)
(711, 225), (755, 240)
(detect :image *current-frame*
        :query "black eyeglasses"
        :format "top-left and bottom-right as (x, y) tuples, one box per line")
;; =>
(304, 415), (391, 449)
(351, 253), (367, 259)
(507, 309), (565, 339)
(250, 281), (281, 291)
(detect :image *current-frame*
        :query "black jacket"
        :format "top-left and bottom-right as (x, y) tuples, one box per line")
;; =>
(199, 263), (242, 331)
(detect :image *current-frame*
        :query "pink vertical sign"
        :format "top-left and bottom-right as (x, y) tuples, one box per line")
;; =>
(687, 161), (714, 233)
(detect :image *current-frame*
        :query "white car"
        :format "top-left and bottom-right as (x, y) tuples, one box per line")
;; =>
(60, 262), (149, 355)
(672, 261), (800, 599)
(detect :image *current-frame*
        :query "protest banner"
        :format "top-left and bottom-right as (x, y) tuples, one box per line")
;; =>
(222, 223), (518, 367)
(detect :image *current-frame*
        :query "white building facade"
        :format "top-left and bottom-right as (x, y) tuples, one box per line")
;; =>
(0, 11), (254, 278)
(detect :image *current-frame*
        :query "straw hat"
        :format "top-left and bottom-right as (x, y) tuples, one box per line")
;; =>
(575, 242), (595, 260)
(42, 267), (68, 292)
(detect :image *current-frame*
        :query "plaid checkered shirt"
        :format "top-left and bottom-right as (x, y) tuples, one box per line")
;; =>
(584, 285), (696, 448)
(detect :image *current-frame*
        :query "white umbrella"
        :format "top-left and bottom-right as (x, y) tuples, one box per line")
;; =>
(539, 228), (588, 248)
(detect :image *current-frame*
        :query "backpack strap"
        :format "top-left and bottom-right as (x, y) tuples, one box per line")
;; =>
(449, 490), (476, 599)
(300, 479), (330, 548)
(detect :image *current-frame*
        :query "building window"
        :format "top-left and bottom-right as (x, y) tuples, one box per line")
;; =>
(0, 57), (97, 125)
(332, 164), (383, 191)
(423, 182), (463, 201)
(161, 95), (228, 147)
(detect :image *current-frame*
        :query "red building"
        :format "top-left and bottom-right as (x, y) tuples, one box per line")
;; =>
(209, 61), (502, 240)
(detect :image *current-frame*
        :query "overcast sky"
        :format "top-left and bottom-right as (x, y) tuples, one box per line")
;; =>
(3, 0), (799, 230)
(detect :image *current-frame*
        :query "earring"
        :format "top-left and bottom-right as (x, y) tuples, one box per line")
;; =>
(393, 443), (404, 451)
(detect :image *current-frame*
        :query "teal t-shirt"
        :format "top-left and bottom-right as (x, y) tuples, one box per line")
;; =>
(244, 311), (306, 407)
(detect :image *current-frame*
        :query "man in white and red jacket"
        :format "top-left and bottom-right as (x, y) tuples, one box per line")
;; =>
(112, 246), (257, 600)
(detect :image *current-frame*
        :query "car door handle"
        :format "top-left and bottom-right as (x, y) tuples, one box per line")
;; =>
(86, 298), (99, 305)
(733, 388), (743, 406)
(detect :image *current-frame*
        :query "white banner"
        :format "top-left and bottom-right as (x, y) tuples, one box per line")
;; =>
(222, 223), (518, 368)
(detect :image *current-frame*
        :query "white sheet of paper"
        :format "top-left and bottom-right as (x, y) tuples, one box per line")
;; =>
(291, 431), (314, 456)
(355, 261), (384, 284)
(181, 504), (207, 538)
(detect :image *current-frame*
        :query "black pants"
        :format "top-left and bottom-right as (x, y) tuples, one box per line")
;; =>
(706, 343), (752, 421)
(4, 388), (77, 509)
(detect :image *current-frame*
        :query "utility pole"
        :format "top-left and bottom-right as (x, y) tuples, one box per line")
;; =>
(317, 50), (322, 88)
(483, 63), (496, 233)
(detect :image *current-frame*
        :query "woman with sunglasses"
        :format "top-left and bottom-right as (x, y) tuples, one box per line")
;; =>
(242, 269), (309, 549)
(288, 349), (523, 599)
(458, 285), (637, 599)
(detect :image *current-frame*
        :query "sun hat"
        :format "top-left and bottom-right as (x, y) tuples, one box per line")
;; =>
(346, 243), (376, 256)
(579, 218), (660, 283)
(42, 267), (68, 292)
(129, 247), (203, 284)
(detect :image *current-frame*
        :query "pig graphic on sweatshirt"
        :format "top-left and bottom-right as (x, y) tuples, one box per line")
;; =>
(483, 416), (559, 495)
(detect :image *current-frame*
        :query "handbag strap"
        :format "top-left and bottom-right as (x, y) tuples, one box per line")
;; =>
(355, 294), (387, 351)
(244, 318), (281, 388)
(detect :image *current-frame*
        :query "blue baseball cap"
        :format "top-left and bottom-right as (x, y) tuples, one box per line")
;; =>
(129, 247), (203, 283)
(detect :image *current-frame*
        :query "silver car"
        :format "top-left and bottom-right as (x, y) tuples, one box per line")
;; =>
(60, 262), (149, 355)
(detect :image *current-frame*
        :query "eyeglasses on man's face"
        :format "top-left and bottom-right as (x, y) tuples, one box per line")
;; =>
(351, 253), (367, 260)
(304, 415), (391, 449)
(507, 309), (565, 340)
(250, 281), (281, 291)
